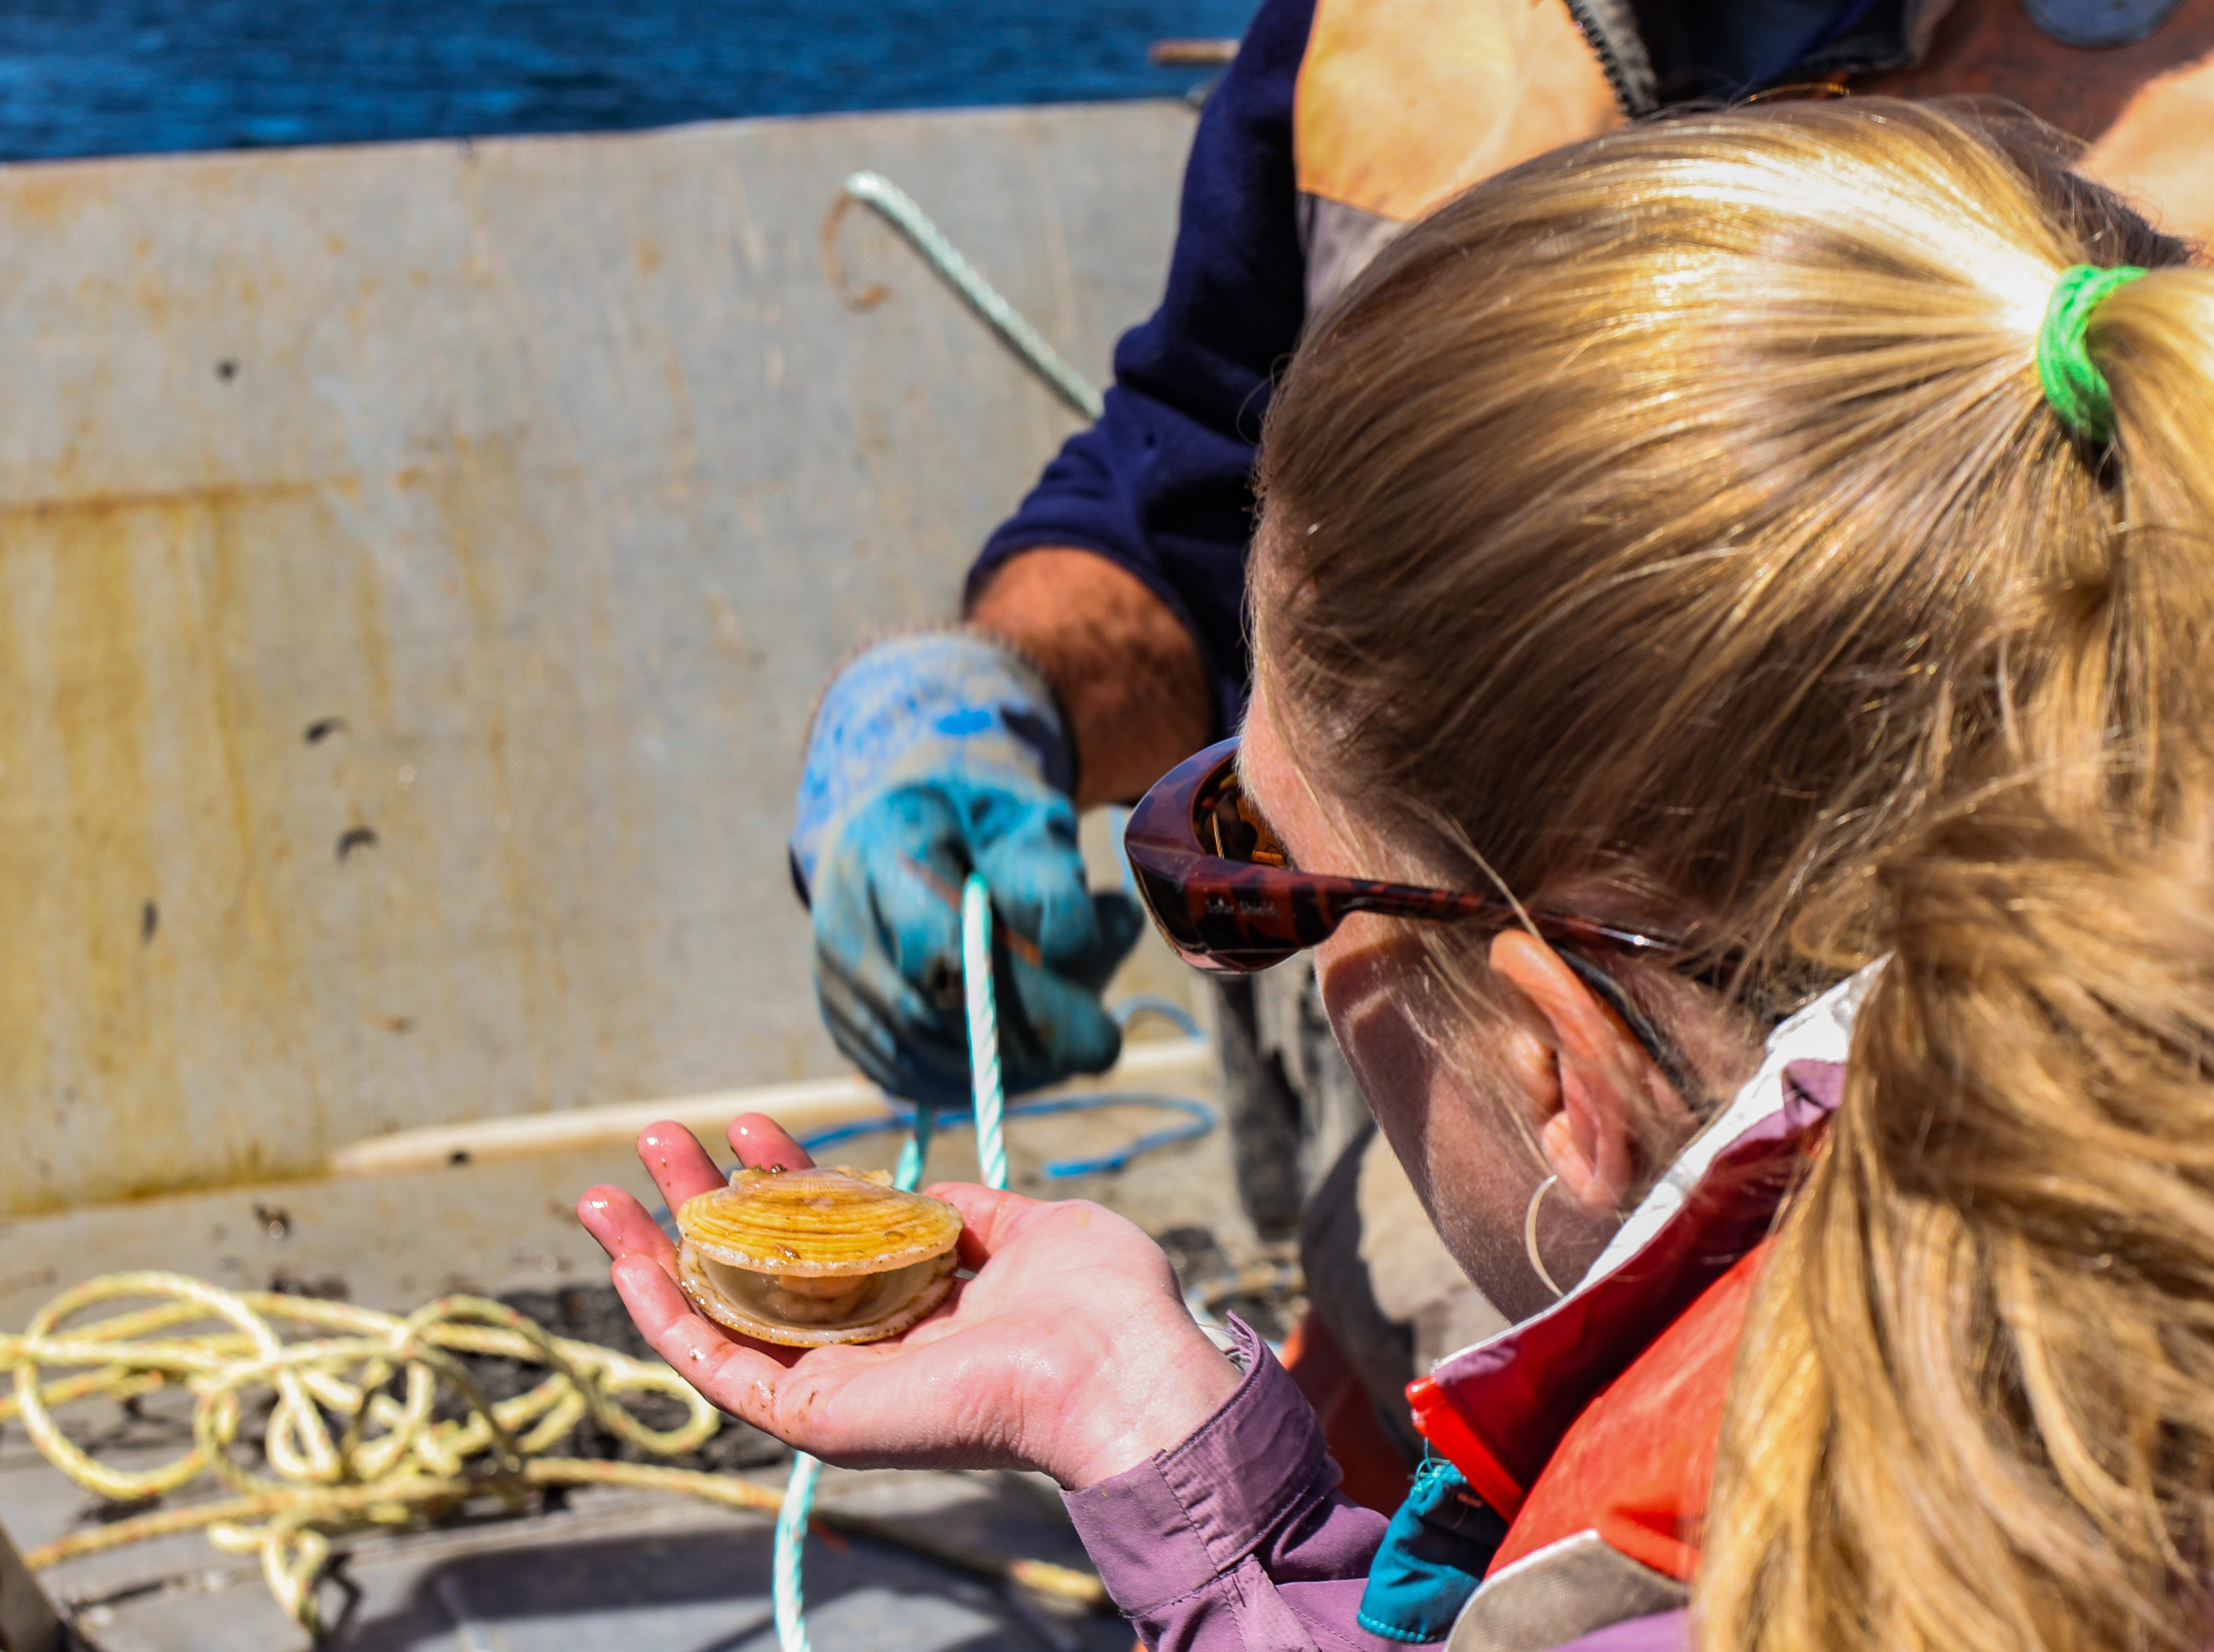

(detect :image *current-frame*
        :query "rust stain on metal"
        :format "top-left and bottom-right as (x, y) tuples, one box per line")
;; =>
(0, 486), (313, 1211)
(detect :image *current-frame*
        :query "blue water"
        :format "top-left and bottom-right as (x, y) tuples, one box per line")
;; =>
(0, 0), (1259, 164)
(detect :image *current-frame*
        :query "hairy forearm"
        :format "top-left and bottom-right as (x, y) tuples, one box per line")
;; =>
(968, 548), (1214, 808)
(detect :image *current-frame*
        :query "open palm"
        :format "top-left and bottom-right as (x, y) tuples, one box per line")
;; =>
(576, 1113), (1239, 1490)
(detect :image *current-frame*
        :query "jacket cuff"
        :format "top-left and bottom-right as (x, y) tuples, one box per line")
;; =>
(1062, 1317), (1340, 1614)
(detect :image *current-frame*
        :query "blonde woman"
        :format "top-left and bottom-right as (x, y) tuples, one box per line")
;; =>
(584, 98), (2214, 1651)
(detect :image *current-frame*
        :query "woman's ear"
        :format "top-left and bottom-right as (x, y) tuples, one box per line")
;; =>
(1489, 930), (1672, 1215)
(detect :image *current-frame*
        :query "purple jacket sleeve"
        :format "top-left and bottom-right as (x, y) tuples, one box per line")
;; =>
(968, 0), (1317, 746)
(1061, 1320), (1404, 1652)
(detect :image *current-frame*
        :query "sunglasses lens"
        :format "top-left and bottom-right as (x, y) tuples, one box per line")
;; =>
(1196, 765), (1289, 868)
(1126, 737), (1309, 973)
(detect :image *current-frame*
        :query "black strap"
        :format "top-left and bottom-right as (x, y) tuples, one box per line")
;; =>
(1554, 947), (1704, 1111)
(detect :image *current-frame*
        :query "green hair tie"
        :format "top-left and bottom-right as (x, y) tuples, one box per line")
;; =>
(2037, 263), (2147, 444)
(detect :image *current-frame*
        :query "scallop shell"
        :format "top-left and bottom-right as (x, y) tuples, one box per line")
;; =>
(675, 1166), (963, 1347)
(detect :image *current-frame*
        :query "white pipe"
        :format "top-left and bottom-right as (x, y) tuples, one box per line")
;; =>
(326, 1036), (1213, 1178)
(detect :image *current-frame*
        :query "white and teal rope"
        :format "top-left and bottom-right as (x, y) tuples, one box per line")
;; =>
(964, 876), (1008, 1192)
(772, 1449), (824, 1652)
(773, 871), (1010, 1652)
(892, 1094), (938, 1200)
(835, 171), (1105, 423)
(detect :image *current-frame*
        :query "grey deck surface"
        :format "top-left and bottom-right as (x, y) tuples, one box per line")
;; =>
(3, 1380), (1141, 1652)
(33, 1476), (1130, 1652)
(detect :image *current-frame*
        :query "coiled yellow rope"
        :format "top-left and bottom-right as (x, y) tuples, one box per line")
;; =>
(2, 1270), (760, 1634)
(2, 1270), (1108, 1634)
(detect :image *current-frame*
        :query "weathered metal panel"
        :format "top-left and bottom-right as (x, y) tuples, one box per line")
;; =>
(0, 103), (1196, 1215)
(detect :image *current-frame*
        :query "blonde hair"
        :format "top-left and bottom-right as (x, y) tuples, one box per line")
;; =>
(1257, 99), (2214, 1652)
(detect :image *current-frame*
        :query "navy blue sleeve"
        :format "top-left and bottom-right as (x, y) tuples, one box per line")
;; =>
(967, 0), (1316, 742)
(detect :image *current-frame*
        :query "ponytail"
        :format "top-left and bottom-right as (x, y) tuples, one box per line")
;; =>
(1707, 811), (2214, 1651)
(1704, 252), (2214, 1652)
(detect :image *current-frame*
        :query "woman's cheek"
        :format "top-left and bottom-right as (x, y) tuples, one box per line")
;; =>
(1314, 920), (1436, 1124)
(1315, 923), (1566, 1320)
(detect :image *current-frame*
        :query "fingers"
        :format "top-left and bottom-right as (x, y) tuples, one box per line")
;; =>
(727, 1113), (815, 1171)
(856, 790), (968, 994)
(608, 1252), (801, 1420)
(635, 1121), (727, 1216)
(922, 1182), (1042, 1269)
(815, 952), (971, 1108)
(1077, 892), (1147, 992)
(809, 784), (974, 1105)
(578, 1184), (676, 1265)
(968, 808), (1135, 1088)
(972, 798), (1100, 974)
(998, 949), (1123, 1084)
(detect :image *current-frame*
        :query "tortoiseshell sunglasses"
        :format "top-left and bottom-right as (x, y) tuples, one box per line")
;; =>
(1123, 737), (1700, 976)
(1125, 738), (1746, 1098)
(1124, 737), (1720, 1092)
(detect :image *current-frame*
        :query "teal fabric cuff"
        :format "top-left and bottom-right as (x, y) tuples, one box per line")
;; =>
(1356, 1456), (1507, 1644)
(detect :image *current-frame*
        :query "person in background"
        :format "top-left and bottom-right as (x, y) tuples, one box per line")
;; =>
(605, 94), (2214, 1649)
(788, 0), (2214, 1519)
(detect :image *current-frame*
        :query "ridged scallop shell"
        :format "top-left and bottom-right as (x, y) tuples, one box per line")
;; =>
(674, 1166), (963, 1347)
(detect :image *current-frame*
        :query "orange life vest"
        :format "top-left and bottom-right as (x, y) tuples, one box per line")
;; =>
(1484, 1242), (1766, 1583)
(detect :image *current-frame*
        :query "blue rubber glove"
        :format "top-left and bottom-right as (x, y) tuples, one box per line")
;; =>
(792, 631), (1145, 1109)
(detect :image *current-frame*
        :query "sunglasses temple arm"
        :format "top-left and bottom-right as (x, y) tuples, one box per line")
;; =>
(1553, 949), (1702, 1109)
